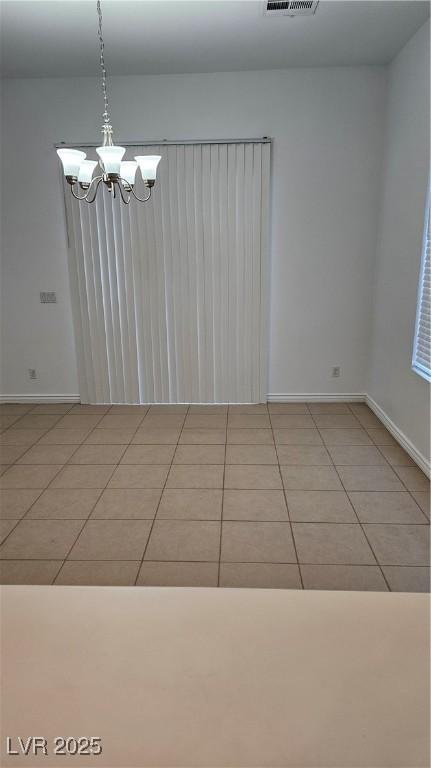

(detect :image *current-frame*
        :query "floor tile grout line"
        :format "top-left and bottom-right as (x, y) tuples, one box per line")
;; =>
(8, 412), (66, 432)
(57, 416), (148, 580)
(50, 486), (116, 583)
(7, 487), (49, 524)
(0, 517), (28, 548)
(5, 462), (74, 504)
(3, 516), (428, 525)
(43, 463), (118, 493)
(1, 508), (430, 528)
(357, 409), (430, 496)
(217, 432), (228, 587)
(52, 464), (123, 583)
(1, 402), (428, 588)
(52, 516), (97, 585)
(66, 442), (129, 467)
(1, 409), (34, 430)
(133, 406), (190, 586)
(6, 412), (97, 450)
(50, 557), (69, 585)
(368, 438), (430, 521)
(9, 436), (60, 465)
(268, 404), (304, 588)
(389, 464), (430, 501)
(10, 483), (429, 492)
(1, 557), (429, 568)
(2, 427), (53, 449)
(309, 410), (392, 591)
(29, 404), (75, 415)
(143, 407), (224, 585)
(71, 410), (145, 456)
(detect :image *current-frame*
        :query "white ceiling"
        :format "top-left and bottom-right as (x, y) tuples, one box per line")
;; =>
(1, 0), (429, 78)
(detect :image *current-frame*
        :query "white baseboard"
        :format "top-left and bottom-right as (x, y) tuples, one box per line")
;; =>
(0, 394), (80, 404)
(3, 393), (366, 405)
(267, 393), (366, 403)
(365, 395), (430, 477)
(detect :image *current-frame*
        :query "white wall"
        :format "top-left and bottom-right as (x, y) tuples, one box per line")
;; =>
(0, 66), (386, 398)
(368, 21), (430, 462)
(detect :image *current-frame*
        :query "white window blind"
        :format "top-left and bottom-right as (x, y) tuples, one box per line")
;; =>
(413, 197), (431, 382)
(63, 141), (270, 404)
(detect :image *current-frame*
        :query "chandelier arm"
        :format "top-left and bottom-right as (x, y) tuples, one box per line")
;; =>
(117, 182), (132, 204)
(70, 175), (103, 202)
(70, 186), (91, 202)
(129, 186), (152, 203)
(85, 176), (103, 204)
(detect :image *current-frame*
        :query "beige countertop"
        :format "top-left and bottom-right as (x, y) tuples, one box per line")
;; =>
(1, 586), (429, 767)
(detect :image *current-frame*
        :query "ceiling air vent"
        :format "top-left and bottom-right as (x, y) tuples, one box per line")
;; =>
(264, 1), (318, 16)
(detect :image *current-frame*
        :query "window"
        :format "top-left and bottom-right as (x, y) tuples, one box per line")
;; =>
(412, 192), (431, 382)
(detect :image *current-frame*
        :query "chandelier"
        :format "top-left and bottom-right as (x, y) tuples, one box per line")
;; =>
(57, 0), (160, 205)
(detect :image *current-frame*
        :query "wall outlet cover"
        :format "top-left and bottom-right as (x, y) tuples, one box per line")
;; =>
(40, 292), (57, 304)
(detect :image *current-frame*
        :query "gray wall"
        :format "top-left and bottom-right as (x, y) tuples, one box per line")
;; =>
(0, 66), (386, 398)
(368, 21), (430, 461)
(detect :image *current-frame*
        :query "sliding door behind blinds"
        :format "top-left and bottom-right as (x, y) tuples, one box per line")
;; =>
(64, 141), (270, 403)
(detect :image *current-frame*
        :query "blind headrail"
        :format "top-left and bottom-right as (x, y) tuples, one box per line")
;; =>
(55, 137), (272, 149)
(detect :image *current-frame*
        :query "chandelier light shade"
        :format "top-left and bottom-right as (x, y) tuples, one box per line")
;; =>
(120, 161), (139, 187)
(135, 155), (162, 182)
(96, 145), (126, 175)
(57, 0), (161, 205)
(57, 149), (87, 178)
(78, 160), (99, 186)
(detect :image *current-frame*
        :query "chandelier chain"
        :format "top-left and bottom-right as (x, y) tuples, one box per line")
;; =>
(97, 0), (110, 125)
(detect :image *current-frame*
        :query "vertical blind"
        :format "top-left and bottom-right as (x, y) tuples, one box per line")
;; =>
(413, 198), (431, 381)
(64, 141), (270, 403)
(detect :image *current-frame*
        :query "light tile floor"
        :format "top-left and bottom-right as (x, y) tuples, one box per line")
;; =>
(0, 401), (429, 591)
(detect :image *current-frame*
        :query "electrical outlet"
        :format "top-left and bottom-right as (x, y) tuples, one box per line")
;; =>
(28, 368), (37, 380)
(331, 366), (341, 378)
(40, 292), (57, 304)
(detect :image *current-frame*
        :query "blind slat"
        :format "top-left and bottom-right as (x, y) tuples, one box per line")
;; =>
(413, 203), (431, 380)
